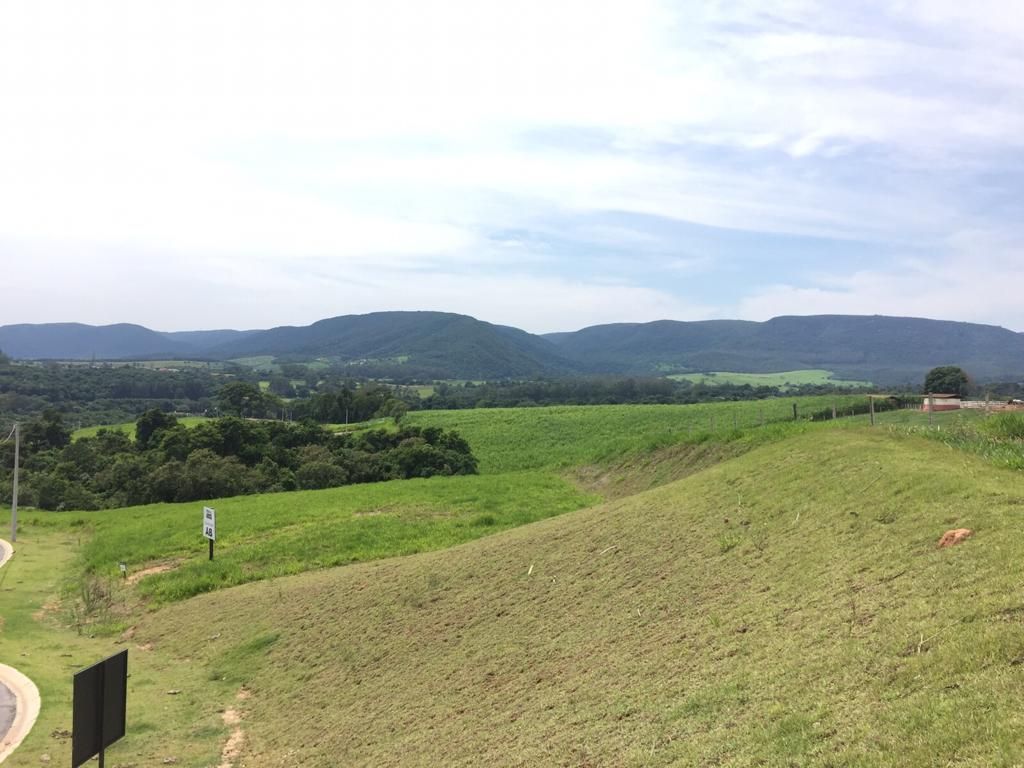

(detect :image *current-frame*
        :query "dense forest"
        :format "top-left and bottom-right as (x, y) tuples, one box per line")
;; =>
(0, 409), (477, 510)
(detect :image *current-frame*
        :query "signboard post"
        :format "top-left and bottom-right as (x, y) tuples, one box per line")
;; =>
(203, 506), (216, 560)
(72, 650), (127, 768)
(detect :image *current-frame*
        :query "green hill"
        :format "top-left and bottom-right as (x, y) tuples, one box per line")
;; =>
(5, 312), (1023, 383)
(132, 427), (1024, 766)
(0, 322), (254, 360)
(547, 314), (1024, 383)
(208, 311), (577, 379)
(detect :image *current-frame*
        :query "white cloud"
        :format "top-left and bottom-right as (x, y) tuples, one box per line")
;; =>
(736, 233), (1024, 332)
(0, 0), (1023, 330)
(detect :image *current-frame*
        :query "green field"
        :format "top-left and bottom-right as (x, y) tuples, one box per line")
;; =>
(62, 398), (868, 604)
(228, 355), (280, 372)
(7, 400), (1024, 766)
(405, 395), (873, 473)
(670, 368), (871, 388)
(51, 471), (595, 604)
(71, 415), (210, 441)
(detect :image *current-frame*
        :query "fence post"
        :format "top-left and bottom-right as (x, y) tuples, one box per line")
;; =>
(832, 403), (837, 420)
(792, 402), (798, 421)
(869, 396), (875, 426)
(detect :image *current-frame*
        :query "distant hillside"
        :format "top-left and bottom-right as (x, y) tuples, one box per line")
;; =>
(208, 311), (578, 379)
(0, 323), (256, 360)
(0, 323), (188, 360)
(546, 315), (1024, 384)
(3, 313), (1023, 383)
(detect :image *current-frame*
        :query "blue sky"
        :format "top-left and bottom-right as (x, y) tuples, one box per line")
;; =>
(1, 0), (1022, 333)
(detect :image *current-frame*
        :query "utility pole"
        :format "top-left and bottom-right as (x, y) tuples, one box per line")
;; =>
(11, 423), (19, 543)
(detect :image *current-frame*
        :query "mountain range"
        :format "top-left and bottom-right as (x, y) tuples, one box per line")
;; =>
(2, 312), (1023, 384)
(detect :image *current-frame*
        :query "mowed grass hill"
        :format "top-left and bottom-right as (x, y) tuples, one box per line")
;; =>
(5, 401), (1024, 766)
(138, 427), (1024, 767)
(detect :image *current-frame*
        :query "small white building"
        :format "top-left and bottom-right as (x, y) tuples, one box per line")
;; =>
(922, 394), (961, 412)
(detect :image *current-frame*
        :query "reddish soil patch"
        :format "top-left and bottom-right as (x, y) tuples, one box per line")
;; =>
(126, 560), (181, 585)
(937, 528), (973, 548)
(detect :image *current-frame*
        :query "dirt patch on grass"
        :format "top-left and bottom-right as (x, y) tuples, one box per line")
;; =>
(218, 706), (244, 768)
(572, 440), (752, 500)
(31, 597), (61, 623)
(127, 560), (182, 585)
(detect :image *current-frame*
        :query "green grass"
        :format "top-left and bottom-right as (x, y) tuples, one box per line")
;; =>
(0, 530), (233, 767)
(10, 400), (1024, 765)
(72, 416), (210, 441)
(669, 368), (871, 388)
(53, 398), (877, 605)
(29, 472), (596, 603)
(127, 427), (1024, 766)
(405, 396), (873, 473)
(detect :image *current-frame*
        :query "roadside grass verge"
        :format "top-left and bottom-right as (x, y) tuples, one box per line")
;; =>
(0, 530), (232, 768)
(901, 411), (1024, 471)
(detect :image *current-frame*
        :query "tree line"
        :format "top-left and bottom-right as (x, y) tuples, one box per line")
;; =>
(0, 409), (476, 511)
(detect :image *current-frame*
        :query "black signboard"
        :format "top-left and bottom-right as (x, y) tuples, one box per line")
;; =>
(71, 649), (127, 768)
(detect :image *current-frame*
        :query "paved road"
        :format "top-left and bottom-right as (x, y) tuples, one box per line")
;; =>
(0, 680), (15, 743)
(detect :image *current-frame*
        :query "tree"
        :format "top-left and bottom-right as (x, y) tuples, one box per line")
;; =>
(217, 381), (267, 417)
(22, 409), (72, 452)
(923, 366), (970, 397)
(135, 409), (178, 450)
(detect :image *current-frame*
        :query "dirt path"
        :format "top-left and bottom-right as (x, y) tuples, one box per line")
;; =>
(0, 539), (41, 764)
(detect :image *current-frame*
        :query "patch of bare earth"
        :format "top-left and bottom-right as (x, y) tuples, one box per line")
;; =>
(127, 560), (181, 585)
(31, 597), (61, 623)
(217, 689), (249, 768)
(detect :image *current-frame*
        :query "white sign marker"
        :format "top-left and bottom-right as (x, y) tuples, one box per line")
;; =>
(203, 506), (216, 541)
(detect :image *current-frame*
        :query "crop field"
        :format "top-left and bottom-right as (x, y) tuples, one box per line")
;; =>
(669, 368), (871, 388)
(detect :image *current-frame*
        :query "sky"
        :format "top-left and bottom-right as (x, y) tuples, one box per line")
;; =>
(1, 0), (1023, 334)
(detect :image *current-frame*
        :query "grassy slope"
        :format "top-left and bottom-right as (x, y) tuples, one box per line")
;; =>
(61, 472), (595, 603)
(48, 399), (865, 605)
(131, 427), (1024, 767)
(405, 396), (870, 473)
